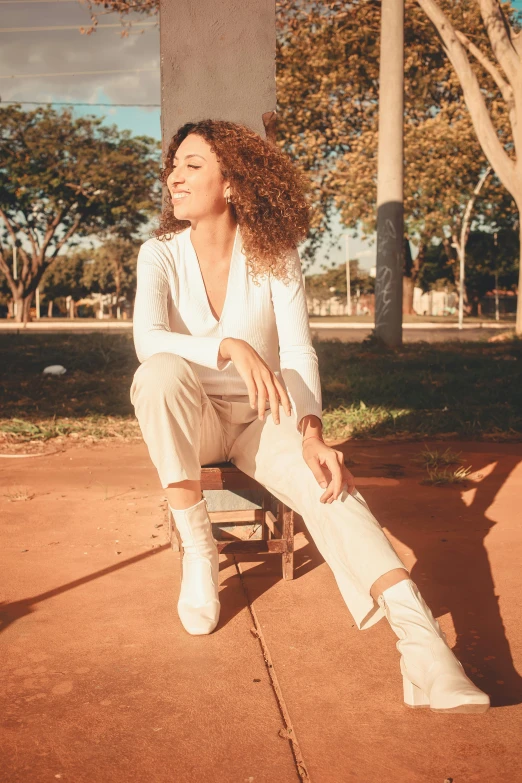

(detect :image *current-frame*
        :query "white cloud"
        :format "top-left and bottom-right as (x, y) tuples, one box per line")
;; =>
(0, 2), (160, 106)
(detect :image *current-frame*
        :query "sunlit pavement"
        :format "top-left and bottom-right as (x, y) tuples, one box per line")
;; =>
(1, 438), (521, 782)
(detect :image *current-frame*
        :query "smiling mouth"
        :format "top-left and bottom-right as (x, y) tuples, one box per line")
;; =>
(172, 193), (190, 203)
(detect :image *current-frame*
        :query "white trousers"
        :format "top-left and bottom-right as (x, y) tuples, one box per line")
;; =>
(130, 353), (407, 630)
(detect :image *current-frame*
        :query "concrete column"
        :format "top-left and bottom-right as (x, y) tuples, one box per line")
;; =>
(159, 0), (276, 159)
(159, 0), (277, 524)
(375, 0), (404, 347)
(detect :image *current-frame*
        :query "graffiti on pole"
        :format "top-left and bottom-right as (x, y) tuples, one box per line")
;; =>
(375, 202), (403, 344)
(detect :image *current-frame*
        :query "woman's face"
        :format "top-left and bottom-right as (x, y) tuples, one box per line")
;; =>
(166, 133), (230, 222)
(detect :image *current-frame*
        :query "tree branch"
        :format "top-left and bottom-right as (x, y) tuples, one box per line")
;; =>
(50, 214), (82, 258)
(477, 0), (519, 83)
(39, 210), (66, 261)
(416, 0), (517, 198)
(460, 165), (492, 251)
(455, 30), (513, 107)
(0, 207), (19, 246)
(0, 246), (16, 290)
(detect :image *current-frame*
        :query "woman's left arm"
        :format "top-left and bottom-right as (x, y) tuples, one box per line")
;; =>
(269, 246), (323, 429)
(270, 248), (355, 503)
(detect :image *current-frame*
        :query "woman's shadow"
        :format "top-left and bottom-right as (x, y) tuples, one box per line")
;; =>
(376, 450), (522, 708)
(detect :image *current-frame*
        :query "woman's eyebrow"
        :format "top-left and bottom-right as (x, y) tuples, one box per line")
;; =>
(173, 153), (206, 161)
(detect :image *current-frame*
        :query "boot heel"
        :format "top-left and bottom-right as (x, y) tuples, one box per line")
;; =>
(402, 675), (430, 708)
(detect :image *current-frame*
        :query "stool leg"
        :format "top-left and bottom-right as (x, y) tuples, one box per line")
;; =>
(282, 506), (294, 580)
(262, 489), (272, 542)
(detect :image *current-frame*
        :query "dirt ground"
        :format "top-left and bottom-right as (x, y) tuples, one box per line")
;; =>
(1, 437), (521, 782)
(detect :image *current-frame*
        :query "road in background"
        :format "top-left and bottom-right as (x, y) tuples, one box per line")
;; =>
(0, 319), (515, 343)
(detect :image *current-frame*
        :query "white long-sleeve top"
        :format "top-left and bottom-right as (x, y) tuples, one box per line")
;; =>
(132, 223), (323, 429)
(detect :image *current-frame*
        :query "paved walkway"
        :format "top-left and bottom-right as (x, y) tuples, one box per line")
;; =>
(1, 439), (521, 782)
(0, 318), (513, 332)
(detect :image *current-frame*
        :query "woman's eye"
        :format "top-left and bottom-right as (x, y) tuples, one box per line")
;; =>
(170, 164), (200, 176)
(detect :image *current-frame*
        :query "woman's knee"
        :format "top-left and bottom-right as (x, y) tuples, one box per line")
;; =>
(130, 352), (197, 401)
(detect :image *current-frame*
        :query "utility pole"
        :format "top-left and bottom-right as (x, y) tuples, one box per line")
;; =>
(375, 0), (404, 347)
(345, 234), (352, 316)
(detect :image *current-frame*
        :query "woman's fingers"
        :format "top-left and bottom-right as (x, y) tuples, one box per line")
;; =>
(258, 369), (281, 424)
(246, 374), (258, 410)
(324, 451), (344, 500)
(323, 468), (356, 503)
(254, 373), (268, 420)
(272, 375), (292, 417)
(319, 452), (346, 503)
(343, 466), (356, 494)
(254, 369), (291, 424)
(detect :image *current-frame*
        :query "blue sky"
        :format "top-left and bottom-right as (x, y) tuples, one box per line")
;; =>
(2, 0), (520, 273)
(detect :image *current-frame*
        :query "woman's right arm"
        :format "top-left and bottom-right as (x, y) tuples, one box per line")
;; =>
(218, 337), (292, 423)
(132, 241), (232, 371)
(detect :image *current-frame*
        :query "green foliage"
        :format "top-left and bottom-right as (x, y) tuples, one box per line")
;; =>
(306, 259), (375, 299)
(39, 253), (91, 302)
(0, 105), (160, 319)
(80, 238), (139, 299)
(418, 229), (519, 299)
(275, 0), (519, 263)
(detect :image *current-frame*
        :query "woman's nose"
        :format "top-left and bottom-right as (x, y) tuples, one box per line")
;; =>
(168, 176), (183, 192)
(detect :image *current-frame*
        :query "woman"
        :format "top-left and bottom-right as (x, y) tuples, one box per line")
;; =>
(130, 119), (489, 714)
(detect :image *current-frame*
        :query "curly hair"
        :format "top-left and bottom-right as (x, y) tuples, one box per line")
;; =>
(152, 119), (312, 283)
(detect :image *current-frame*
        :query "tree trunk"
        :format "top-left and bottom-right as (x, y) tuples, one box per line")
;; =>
(517, 215), (522, 336)
(13, 290), (34, 324)
(402, 238), (415, 315)
(468, 294), (480, 317)
(48, 299), (53, 318)
(403, 239), (425, 316)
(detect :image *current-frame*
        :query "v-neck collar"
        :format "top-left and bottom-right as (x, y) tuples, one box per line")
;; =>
(187, 224), (239, 326)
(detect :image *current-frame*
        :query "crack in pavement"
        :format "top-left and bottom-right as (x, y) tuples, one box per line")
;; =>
(234, 558), (311, 783)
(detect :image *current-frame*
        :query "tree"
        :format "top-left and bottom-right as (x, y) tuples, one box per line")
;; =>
(306, 259), (375, 300)
(39, 251), (91, 317)
(81, 238), (139, 317)
(0, 106), (160, 323)
(276, 2), (518, 302)
(80, 0), (522, 329)
(82, 0), (157, 35)
(418, 227), (519, 315)
(413, 0), (522, 332)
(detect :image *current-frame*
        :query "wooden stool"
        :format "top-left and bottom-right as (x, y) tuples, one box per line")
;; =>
(168, 461), (295, 580)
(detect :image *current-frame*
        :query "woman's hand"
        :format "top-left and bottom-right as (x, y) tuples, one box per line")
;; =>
(302, 436), (356, 504)
(219, 337), (292, 424)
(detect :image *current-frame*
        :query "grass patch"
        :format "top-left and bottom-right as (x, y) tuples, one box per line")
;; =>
(319, 337), (522, 440)
(411, 445), (463, 469)
(420, 465), (473, 486)
(0, 332), (521, 445)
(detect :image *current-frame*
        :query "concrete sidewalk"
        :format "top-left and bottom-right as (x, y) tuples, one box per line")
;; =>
(0, 318), (514, 332)
(1, 439), (521, 782)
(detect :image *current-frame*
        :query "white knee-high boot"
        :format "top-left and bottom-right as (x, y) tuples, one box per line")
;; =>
(378, 579), (490, 713)
(169, 498), (220, 635)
